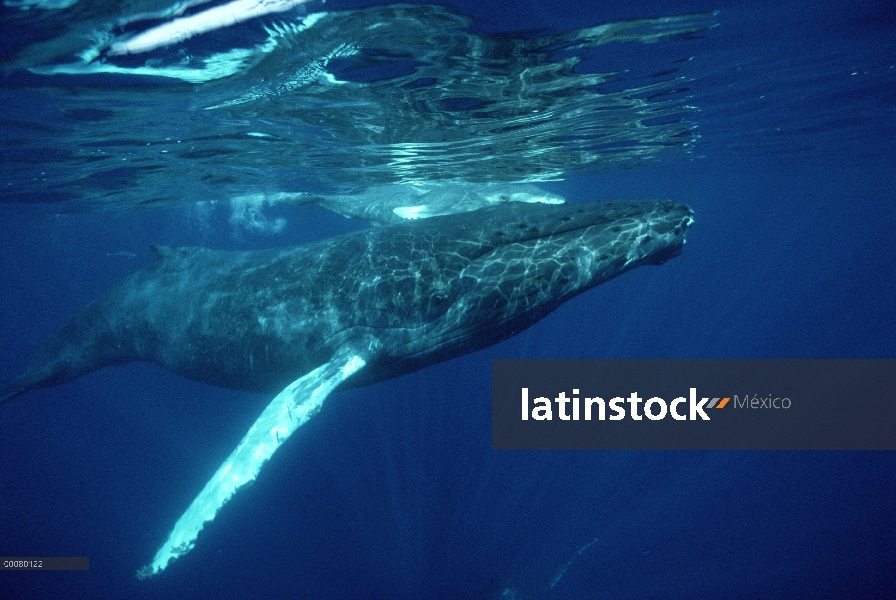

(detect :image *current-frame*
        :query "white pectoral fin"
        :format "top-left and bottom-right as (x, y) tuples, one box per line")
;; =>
(137, 350), (367, 579)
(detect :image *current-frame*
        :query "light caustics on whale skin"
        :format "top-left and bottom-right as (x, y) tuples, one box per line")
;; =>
(137, 351), (367, 579)
(2, 4), (714, 209)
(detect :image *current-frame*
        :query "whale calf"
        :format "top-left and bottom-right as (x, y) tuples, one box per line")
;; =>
(0, 199), (693, 577)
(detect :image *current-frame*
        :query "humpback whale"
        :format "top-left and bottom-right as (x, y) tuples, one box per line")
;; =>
(0, 199), (693, 577)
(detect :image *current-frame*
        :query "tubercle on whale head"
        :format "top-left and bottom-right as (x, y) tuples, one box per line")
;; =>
(621, 202), (694, 267)
(466, 200), (694, 302)
(458, 199), (693, 335)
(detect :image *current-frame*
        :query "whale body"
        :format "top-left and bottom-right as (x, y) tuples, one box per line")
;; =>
(0, 199), (693, 577)
(1, 199), (691, 403)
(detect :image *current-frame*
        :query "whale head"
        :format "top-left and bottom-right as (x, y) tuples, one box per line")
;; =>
(352, 199), (694, 382)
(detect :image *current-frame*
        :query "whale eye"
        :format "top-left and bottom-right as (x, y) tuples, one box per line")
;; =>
(561, 216), (572, 222)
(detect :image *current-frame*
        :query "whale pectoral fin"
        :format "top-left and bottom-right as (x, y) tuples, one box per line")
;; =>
(137, 350), (368, 580)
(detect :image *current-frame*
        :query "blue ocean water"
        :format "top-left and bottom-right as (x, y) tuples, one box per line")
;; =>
(1, 0), (894, 598)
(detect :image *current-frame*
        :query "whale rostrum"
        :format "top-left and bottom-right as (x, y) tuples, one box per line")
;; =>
(0, 199), (694, 577)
